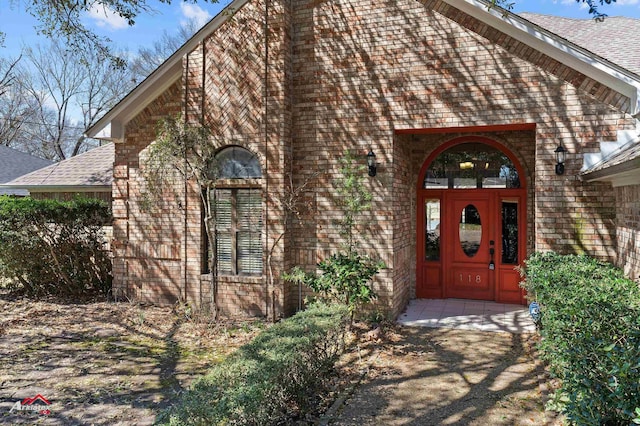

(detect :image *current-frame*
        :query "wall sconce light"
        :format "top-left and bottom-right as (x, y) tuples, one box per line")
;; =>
(554, 144), (567, 175)
(367, 149), (377, 177)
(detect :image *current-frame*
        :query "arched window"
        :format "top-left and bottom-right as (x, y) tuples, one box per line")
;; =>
(215, 146), (262, 179)
(423, 143), (520, 189)
(208, 146), (263, 276)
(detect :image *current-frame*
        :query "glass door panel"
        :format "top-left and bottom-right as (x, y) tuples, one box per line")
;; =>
(501, 201), (518, 265)
(425, 199), (440, 261)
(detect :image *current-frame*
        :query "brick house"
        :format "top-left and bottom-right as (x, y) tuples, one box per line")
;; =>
(87, 0), (640, 319)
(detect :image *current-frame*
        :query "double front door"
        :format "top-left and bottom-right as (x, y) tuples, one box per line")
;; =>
(417, 190), (525, 304)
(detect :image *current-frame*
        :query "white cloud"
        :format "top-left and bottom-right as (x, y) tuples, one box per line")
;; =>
(615, 0), (639, 5)
(180, 3), (212, 29)
(560, 0), (588, 8)
(88, 4), (129, 30)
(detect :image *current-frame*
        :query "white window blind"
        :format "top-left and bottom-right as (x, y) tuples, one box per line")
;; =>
(213, 188), (262, 275)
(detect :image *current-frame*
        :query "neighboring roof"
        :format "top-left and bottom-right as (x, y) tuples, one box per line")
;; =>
(520, 13), (640, 77)
(86, 0), (640, 141)
(0, 145), (53, 196)
(1, 144), (114, 191)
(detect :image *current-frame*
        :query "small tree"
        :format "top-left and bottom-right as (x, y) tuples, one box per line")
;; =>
(143, 114), (221, 317)
(284, 150), (384, 323)
(335, 150), (373, 255)
(265, 169), (318, 320)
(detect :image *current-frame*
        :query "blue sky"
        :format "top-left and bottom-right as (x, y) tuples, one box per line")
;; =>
(1, 0), (640, 59)
(1, 0), (231, 58)
(512, 0), (640, 18)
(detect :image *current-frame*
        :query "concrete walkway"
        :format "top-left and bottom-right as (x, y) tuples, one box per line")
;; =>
(325, 299), (557, 425)
(398, 298), (536, 333)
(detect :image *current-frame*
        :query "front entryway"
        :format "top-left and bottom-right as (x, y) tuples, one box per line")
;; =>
(416, 137), (526, 304)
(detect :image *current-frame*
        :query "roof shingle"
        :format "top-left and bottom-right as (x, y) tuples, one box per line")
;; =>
(3, 144), (114, 189)
(0, 146), (53, 195)
(520, 13), (640, 76)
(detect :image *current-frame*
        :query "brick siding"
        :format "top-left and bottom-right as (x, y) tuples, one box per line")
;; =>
(112, 0), (639, 319)
(615, 184), (640, 281)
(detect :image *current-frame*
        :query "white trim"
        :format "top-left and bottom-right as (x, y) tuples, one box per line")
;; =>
(584, 169), (640, 187)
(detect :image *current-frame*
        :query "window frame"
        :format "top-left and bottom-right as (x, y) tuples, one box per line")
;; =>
(201, 146), (264, 277)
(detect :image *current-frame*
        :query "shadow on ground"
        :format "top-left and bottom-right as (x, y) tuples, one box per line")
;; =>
(330, 326), (561, 426)
(0, 294), (262, 425)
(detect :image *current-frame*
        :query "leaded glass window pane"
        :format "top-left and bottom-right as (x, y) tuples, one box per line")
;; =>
(215, 146), (261, 179)
(502, 201), (518, 264)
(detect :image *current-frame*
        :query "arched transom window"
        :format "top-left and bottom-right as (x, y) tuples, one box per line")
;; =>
(210, 146), (263, 276)
(423, 143), (520, 189)
(216, 145), (262, 179)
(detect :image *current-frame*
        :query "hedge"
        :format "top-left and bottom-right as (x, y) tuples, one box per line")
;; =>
(521, 252), (640, 425)
(0, 196), (112, 297)
(158, 302), (349, 426)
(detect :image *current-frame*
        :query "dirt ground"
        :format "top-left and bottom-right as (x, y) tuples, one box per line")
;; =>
(329, 325), (563, 426)
(1, 293), (561, 425)
(0, 294), (263, 425)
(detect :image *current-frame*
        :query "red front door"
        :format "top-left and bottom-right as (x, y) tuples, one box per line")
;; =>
(416, 190), (525, 303)
(446, 192), (494, 300)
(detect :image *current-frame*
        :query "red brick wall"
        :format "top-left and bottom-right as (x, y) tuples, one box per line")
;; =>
(113, 0), (295, 318)
(114, 0), (638, 318)
(111, 81), (184, 305)
(288, 0), (633, 316)
(615, 184), (640, 281)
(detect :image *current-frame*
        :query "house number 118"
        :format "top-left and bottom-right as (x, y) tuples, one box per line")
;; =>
(460, 274), (481, 284)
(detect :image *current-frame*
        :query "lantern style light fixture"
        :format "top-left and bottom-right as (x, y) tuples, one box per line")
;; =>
(367, 149), (377, 177)
(554, 144), (567, 175)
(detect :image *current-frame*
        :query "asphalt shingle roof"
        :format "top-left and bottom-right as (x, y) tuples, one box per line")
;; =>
(3, 144), (114, 188)
(0, 146), (53, 196)
(520, 13), (640, 76)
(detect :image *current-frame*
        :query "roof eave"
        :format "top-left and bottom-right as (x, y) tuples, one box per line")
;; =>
(85, 0), (251, 141)
(0, 185), (112, 192)
(582, 157), (640, 187)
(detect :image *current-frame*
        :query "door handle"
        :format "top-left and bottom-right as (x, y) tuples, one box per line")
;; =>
(489, 243), (495, 270)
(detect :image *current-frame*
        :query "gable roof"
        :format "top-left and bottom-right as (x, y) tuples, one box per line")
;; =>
(86, 0), (640, 142)
(0, 146), (53, 196)
(86, 0), (250, 142)
(520, 13), (640, 77)
(0, 144), (114, 192)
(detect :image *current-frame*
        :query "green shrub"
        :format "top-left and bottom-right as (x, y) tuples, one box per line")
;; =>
(158, 302), (349, 426)
(0, 196), (112, 297)
(284, 252), (384, 322)
(521, 252), (640, 425)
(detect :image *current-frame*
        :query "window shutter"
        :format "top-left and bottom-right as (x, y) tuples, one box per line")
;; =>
(236, 189), (262, 274)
